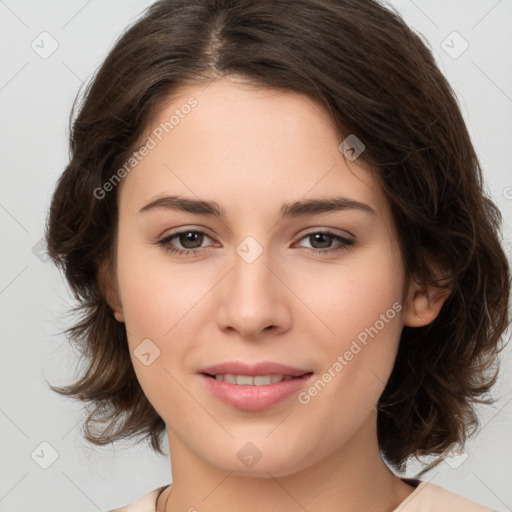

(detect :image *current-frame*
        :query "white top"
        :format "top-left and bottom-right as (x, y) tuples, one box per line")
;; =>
(108, 478), (497, 511)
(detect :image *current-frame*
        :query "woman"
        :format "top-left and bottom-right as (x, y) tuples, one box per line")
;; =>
(45, 0), (510, 511)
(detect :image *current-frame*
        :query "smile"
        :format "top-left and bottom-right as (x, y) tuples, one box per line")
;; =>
(200, 372), (314, 410)
(210, 374), (299, 385)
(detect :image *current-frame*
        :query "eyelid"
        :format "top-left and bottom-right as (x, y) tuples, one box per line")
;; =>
(157, 226), (356, 258)
(160, 225), (216, 240)
(158, 225), (354, 245)
(296, 226), (355, 240)
(292, 230), (355, 252)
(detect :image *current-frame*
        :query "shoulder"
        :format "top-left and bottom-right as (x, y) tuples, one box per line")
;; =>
(394, 479), (497, 512)
(108, 480), (496, 512)
(108, 485), (169, 512)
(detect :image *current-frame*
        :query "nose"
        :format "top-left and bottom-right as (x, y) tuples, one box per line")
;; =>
(216, 243), (292, 340)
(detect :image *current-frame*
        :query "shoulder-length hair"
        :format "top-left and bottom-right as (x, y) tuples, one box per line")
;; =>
(45, 0), (510, 474)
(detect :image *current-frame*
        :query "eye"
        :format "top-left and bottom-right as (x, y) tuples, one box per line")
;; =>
(157, 229), (214, 256)
(294, 230), (355, 255)
(157, 228), (355, 257)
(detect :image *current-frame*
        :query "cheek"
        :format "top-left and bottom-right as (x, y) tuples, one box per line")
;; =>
(116, 260), (198, 419)
(300, 243), (405, 402)
(296, 283), (403, 449)
(116, 236), (209, 342)
(301, 240), (404, 344)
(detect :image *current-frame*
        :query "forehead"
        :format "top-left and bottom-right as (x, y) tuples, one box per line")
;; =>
(118, 76), (389, 224)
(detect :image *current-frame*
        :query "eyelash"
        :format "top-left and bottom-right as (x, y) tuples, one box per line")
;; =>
(157, 228), (355, 257)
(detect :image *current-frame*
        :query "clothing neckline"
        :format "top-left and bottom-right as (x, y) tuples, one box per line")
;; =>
(155, 477), (424, 511)
(392, 478), (430, 511)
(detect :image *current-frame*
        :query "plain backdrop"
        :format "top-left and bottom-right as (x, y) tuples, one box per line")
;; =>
(1, 0), (511, 511)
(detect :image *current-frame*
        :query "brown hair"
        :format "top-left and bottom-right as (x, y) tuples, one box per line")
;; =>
(45, 0), (510, 473)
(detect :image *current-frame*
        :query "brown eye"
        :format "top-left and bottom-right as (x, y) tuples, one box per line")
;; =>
(158, 229), (213, 256)
(308, 232), (335, 249)
(296, 230), (355, 255)
(177, 231), (205, 249)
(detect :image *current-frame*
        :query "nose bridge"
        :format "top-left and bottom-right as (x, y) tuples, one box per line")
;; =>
(217, 233), (290, 336)
(233, 237), (275, 293)
(231, 234), (276, 304)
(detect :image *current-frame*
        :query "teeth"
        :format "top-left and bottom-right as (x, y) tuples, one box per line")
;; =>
(213, 374), (295, 385)
(224, 374), (237, 384)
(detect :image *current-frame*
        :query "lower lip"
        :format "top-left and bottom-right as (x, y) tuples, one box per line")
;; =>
(199, 373), (314, 411)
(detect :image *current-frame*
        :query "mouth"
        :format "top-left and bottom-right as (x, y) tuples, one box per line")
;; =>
(201, 372), (313, 386)
(198, 360), (313, 379)
(198, 363), (314, 410)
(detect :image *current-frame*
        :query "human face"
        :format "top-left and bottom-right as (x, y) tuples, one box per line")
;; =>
(113, 76), (408, 477)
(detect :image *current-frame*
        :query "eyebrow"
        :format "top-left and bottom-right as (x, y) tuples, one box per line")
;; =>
(138, 195), (375, 219)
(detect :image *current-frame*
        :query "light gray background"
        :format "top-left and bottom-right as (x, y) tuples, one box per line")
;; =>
(1, 0), (511, 511)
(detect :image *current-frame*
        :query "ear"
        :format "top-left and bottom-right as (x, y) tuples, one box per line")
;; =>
(97, 258), (125, 323)
(402, 272), (452, 328)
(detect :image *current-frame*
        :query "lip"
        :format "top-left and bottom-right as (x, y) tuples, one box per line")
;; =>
(198, 361), (314, 411)
(198, 360), (311, 377)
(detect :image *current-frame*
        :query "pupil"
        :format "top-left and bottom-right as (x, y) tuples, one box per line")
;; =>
(181, 231), (203, 249)
(312, 233), (331, 249)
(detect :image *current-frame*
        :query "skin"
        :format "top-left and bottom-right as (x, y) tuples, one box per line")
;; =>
(103, 76), (449, 512)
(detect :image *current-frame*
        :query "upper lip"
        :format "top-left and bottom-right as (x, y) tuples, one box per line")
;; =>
(199, 361), (312, 377)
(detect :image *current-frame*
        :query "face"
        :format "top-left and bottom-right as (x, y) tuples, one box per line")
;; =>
(109, 76), (417, 477)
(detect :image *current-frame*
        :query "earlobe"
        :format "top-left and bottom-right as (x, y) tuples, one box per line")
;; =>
(113, 310), (125, 323)
(97, 259), (125, 323)
(403, 278), (451, 328)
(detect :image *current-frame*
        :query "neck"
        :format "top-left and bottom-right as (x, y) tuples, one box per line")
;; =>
(160, 413), (415, 512)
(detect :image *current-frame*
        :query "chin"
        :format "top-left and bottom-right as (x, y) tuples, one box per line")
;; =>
(202, 441), (317, 479)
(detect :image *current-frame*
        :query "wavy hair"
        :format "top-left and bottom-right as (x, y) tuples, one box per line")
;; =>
(45, 0), (510, 473)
